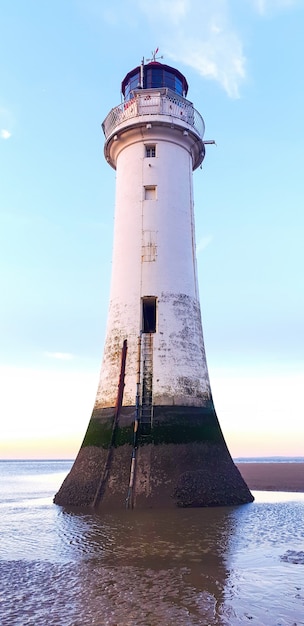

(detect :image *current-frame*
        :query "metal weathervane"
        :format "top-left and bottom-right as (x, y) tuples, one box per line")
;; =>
(146, 47), (163, 62)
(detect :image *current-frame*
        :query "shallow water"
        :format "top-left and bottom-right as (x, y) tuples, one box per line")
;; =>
(1, 460), (304, 626)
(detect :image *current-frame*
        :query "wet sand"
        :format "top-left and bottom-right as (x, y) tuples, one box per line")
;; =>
(236, 462), (304, 492)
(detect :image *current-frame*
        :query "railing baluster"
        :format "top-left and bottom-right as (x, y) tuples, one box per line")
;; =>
(102, 90), (205, 140)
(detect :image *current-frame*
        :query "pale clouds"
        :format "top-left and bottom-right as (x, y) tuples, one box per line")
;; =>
(85, 0), (138, 27)
(211, 367), (304, 457)
(137, 0), (246, 98)
(251, 0), (301, 15)
(135, 0), (300, 96)
(138, 0), (190, 25)
(0, 129), (11, 139)
(0, 365), (97, 459)
(44, 351), (75, 360)
(196, 234), (213, 253)
(168, 31), (246, 99)
(88, 0), (302, 97)
(0, 107), (14, 135)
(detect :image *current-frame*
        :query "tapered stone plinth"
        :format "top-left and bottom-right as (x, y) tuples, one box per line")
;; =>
(54, 405), (253, 508)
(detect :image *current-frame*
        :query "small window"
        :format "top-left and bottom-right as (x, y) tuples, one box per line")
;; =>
(142, 297), (157, 333)
(144, 185), (157, 200)
(145, 145), (156, 158)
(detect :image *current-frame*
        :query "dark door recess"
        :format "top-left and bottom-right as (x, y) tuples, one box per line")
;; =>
(142, 297), (157, 333)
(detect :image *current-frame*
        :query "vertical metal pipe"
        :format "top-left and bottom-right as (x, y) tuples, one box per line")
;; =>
(140, 58), (144, 89)
(126, 334), (142, 509)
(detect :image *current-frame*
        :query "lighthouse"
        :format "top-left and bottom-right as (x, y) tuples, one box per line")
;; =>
(54, 57), (253, 509)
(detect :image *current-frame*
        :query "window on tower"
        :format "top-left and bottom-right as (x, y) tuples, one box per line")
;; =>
(144, 185), (157, 200)
(145, 145), (156, 158)
(124, 70), (140, 100)
(142, 297), (157, 333)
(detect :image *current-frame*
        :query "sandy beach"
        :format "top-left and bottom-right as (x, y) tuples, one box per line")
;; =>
(236, 462), (304, 492)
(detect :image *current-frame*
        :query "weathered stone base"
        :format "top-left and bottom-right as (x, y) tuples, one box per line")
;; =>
(54, 404), (253, 509)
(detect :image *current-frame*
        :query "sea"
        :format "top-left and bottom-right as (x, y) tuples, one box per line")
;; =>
(1, 459), (304, 626)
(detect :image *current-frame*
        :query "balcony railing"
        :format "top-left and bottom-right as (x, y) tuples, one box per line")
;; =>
(102, 89), (205, 140)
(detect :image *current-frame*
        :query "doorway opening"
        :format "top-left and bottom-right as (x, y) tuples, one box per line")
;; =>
(142, 297), (157, 333)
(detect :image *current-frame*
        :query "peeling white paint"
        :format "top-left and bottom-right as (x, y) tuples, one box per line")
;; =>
(95, 92), (212, 411)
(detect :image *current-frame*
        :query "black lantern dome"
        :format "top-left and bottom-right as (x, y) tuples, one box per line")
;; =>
(121, 61), (189, 101)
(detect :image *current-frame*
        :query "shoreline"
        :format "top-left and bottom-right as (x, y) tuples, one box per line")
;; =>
(236, 462), (304, 492)
(1, 458), (303, 494)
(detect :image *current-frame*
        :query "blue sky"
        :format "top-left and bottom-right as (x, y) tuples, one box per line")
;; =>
(0, 0), (303, 459)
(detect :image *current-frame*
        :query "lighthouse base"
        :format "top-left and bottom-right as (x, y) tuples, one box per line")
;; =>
(54, 405), (253, 509)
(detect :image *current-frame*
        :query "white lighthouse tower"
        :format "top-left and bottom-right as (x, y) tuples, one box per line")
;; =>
(55, 57), (253, 509)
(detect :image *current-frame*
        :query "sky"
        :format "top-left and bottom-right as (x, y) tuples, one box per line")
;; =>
(0, 0), (303, 460)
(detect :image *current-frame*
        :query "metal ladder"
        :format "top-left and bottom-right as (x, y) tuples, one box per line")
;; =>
(140, 332), (153, 433)
(126, 332), (154, 509)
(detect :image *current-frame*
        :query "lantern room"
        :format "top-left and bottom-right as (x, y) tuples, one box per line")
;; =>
(121, 61), (189, 101)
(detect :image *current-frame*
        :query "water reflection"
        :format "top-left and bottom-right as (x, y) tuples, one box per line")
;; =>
(1, 468), (304, 626)
(52, 505), (244, 625)
(55, 498), (304, 625)
(58, 506), (236, 565)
